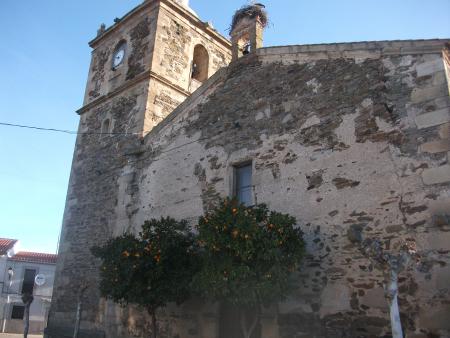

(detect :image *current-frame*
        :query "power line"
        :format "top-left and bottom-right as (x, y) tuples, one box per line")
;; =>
(0, 120), (214, 164)
(0, 122), (142, 135)
(0, 120), (222, 176)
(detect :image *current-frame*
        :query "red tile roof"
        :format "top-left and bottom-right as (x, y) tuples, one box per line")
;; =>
(10, 251), (58, 265)
(0, 238), (18, 256)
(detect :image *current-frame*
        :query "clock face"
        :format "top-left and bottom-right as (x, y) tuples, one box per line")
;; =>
(112, 46), (125, 68)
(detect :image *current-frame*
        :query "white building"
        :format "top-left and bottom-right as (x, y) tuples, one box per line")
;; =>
(0, 238), (57, 334)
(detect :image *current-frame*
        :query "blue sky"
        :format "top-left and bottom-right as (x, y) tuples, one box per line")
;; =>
(0, 0), (449, 254)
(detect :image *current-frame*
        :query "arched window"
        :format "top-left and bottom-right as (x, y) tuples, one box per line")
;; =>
(101, 118), (110, 136)
(191, 45), (209, 83)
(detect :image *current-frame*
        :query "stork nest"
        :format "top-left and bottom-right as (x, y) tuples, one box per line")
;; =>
(230, 4), (268, 32)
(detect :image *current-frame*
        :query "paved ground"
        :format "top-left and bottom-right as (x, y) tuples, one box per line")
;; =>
(0, 334), (43, 338)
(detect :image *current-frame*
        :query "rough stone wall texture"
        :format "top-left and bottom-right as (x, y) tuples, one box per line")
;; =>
(48, 1), (232, 337)
(144, 80), (186, 133)
(49, 39), (450, 338)
(81, 0), (231, 135)
(151, 3), (231, 92)
(49, 1), (450, 336)
(48, 83), (146, 334)
(142, 1), (231, 133)
(84, 6), (158, 105)
(128, 41), (449, 338)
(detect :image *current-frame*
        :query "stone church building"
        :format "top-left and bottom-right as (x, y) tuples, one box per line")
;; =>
(47, 0), (450, 337)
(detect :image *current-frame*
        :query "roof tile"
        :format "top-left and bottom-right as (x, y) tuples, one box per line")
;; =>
(10, 251), (58, 265)
(0, 238), (18, 256)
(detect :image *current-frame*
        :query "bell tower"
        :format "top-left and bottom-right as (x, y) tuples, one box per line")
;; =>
(79, 0), (231, 137)
(47, 1), (231, 337)
(230, 4), (267, 61)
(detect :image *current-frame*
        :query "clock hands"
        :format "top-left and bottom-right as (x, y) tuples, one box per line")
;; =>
(112, 46), (125, 68)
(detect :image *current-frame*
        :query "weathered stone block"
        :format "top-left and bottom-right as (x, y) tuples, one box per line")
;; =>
(416, 58), (445, 77)
(435, 265), (450, 290)
(360, 287), (387, 309)
(428, 197), (450, 215)
(411, 85), (448, 103)
(416, 231), (450, 251)
(319, 282), (351, 317)
(415, 107), (450, 129)
(419, 306), (450, 330)
(422, 165), (450, 185)
(407, 334), (428, 338)
(439, 122), (450, 139)
(432, 71), (448, 86)
(419, 139), (450, 153)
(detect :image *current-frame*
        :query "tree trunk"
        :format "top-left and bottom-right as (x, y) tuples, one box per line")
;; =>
(73, 284), (88, 338)
(148, 308), (157, 338)
(23, 301), (31, 338)
(239, 307), (259, 338)
(386, 269), (403, 338)
(21, 294), (33, 338)
(73, 299), (82, 338)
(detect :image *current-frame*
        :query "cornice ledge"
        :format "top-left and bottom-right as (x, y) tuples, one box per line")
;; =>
(77, 70), (192, 115)
(77, 71), (151, 115)
(89, 1), (155, 48)
(258, 39), (450, 57)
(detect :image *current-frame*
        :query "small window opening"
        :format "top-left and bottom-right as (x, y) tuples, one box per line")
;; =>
(242, 43), (251, 55)
(11, 305), (25, 320)
(234, 163), (253, 206)
(101, 118), (110, 136)
(233, 33), (251, 60)
(21, 269), (36, 295)
(191, 45), (209, 83)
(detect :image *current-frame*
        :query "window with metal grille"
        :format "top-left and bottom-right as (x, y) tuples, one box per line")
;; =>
(11, 305), (25, 320)
(21, 269), (36, 295)
(234, 163), (252, 206)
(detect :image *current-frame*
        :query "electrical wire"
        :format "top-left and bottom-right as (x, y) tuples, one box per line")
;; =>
(0, 120), (217, 164)
(0, 122), (142, 135)
(0, 120), (239, 178)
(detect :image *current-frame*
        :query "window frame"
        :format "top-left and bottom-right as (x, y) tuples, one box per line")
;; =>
(11, 304), (25, 320)
(233, 161), (253, 207)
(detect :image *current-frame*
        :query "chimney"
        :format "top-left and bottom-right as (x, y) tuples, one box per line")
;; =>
(230, 4), (267, 61)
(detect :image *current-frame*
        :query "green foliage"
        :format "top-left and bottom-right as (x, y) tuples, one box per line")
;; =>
(192, 198), (305, 308)
(91, 217), (199, 313)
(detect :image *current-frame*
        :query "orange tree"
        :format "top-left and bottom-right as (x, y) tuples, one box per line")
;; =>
(192, 198), (305, 338)
(91, 218), (199, 338)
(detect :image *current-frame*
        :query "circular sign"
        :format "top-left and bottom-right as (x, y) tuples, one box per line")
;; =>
(34, 274), (46, 286)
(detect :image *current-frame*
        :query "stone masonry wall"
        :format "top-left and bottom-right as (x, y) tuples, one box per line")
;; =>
(111, 40), (450, 338)
(50, 31), (450, 338)
(151, 2), (231, 92)
(48, 81), (147, 336)
(48, 2), (232, 337)
(142, 2), (231, 133)
(83, 3), (158, 105)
